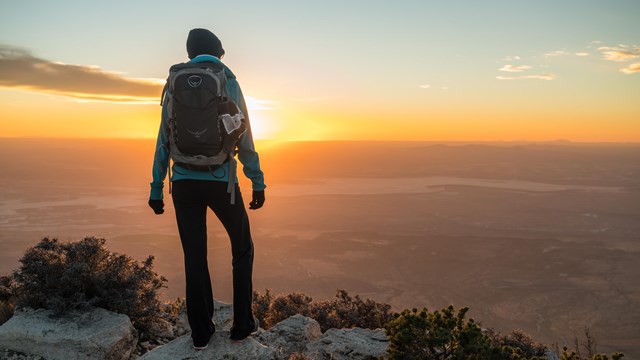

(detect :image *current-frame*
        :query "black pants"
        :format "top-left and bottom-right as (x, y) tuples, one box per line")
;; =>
(171, 179), (255, 342)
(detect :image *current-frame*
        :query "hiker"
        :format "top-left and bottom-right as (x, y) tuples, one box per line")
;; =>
(148, 28), (266, 350)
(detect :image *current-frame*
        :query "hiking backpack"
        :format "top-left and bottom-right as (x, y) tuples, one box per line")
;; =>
(160, 61), (248, 203)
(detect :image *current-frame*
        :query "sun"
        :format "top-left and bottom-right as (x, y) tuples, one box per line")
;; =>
(246, 109), (269, 140)
(244, 96), (276, 140)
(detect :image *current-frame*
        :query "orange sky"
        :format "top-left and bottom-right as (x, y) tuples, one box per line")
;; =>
(1, 1), (639, 142)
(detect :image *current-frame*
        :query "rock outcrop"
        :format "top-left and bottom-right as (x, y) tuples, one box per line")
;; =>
(257, 314), (322, 358)
(304, 327), (388, 360)
(171, 299), (234, 337)
(139, 312), (386, 360)
(0, 307), (137, 360)
(213, 299), (234, 331)
(138, 330), (276, 360)
(0, 302), (391, 360)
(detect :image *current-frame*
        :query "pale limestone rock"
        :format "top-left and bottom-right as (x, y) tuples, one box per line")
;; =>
(257, 314), (322, 358)
(304, 327), (388, 360)
(139, 330), (275, 360)
(0, 307), (137, 360)
(0, 348), (46, 360)
(174, 299), (234, 334)
(213, 299), (234, 331)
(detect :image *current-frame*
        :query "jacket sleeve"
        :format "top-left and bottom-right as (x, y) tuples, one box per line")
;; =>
(227, 79), (266, 191)
(149, 100), (170, 200)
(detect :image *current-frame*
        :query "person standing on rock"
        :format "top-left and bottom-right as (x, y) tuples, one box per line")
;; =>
(148, 28), (265, 350)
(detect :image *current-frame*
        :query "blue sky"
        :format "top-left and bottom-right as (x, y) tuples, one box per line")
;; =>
(3, 0), (638, 77)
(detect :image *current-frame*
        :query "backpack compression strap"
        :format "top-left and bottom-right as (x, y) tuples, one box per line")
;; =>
(227, 153), (237, 204)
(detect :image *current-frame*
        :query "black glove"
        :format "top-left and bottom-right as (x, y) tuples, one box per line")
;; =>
(148, 199), (164, 214)
(249, 190), (265, 210)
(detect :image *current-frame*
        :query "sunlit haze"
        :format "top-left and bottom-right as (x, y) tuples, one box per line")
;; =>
(1, 0), (639, 141)
(1, 2), (640, 355)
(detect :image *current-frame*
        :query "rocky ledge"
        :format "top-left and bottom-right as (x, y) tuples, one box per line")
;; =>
(0, 303), (387, 360)
(0, 307), (137, 360)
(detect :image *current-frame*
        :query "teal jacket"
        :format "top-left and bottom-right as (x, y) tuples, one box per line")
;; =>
(149, 55), (266, 200)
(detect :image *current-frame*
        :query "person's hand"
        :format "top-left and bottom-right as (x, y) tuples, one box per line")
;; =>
(249, 190), (265, 210)
(148, 199), (164, 214)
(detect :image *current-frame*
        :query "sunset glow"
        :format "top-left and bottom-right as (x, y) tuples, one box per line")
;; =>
(1, 2), (639, 356)
(0, 1), (638, 142)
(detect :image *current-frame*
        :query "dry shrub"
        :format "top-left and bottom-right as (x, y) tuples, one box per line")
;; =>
(253, 288), (393, 332)
(5, 237), (166, 333)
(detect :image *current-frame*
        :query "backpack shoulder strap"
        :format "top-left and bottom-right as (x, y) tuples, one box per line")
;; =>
(160, 62), (185, 106)
(160, 80), (168, 106)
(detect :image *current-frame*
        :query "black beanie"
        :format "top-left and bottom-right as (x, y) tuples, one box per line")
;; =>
(186, 28), (225, 59)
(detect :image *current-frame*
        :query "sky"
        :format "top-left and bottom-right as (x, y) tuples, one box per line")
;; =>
(0, 0), (639, 142)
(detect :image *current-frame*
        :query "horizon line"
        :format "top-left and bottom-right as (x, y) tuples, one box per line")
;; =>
(1, 136), (640, 146)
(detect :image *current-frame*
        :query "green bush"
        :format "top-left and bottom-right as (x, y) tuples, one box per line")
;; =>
(486, 329), (547, 359)
(553, 327), (625, 360)
(5, 237), (166, 333)
(385, 306), (501, 360)
(559, 347), (624, 360)
(383, 307), (626, 360)
(253, 289), (394, 332)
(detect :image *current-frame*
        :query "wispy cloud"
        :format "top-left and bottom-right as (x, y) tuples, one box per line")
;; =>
(502, 43), (639, 78)
(496, 73), (556, 81)
(0, 45), (163, 103)
(597, 45), (640, 62)
(499, 64), (532, 72)
(544, 50), (571, 57)
(495, 59), (551, 80)
(620, 62), (640, 74)
(543, 50), (591, 58)
(501, 55), (521, 62)
(418, 84), (450, 90)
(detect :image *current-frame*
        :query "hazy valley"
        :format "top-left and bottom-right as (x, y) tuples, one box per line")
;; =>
(1, 139), (638, 357)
